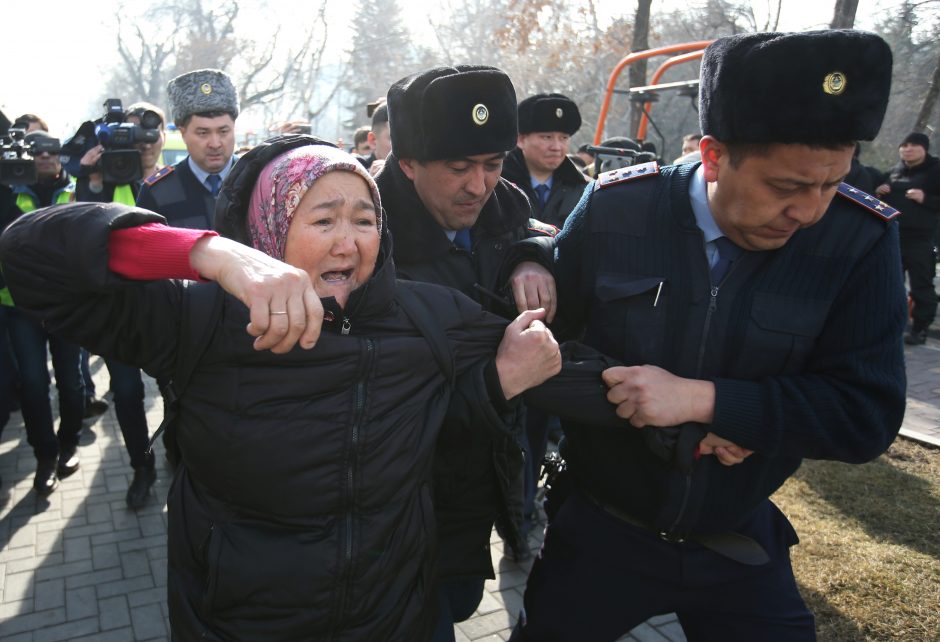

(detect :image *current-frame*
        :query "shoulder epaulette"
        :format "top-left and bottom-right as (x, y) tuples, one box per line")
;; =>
(836, 183), (900, 221)
(527, 218), (559, 237)
(144, 165), (174, 187)
(593, 161), (660, 191)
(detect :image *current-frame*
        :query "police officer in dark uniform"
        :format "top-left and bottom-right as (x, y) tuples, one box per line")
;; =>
(508, 30), (906, 641)
(501, 93), (588, 227)
(374, 65), (558, 642)
(136, 69), (239, 229)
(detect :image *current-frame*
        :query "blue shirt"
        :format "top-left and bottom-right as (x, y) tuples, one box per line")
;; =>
(530, 175), (554, 192)
(688, 164), (725, 269)
(188, 155), (236, 195)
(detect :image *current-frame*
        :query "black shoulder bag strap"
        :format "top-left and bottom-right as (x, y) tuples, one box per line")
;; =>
(394, 284), (455, 386)
(146, 281), (223, 465)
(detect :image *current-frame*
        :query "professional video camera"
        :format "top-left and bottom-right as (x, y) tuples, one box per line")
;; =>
(60, 99), (161, 184)
(587, 137), (658, 175)
(0, 110), (61, 186)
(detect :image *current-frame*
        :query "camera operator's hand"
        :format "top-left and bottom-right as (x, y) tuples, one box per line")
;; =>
(80, 145), (104, 171)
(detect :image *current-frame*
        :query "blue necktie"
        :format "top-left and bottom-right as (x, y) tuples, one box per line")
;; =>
(534, 184), (550, 209)
(710, 236), (742, 285)
(453, 228), (471, 250)
(206, 174), (222, 198)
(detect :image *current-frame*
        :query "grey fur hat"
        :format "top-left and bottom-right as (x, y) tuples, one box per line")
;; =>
(167, 69), (239, 124)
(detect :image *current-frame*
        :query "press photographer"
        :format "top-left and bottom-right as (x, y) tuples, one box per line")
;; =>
(64, 99), (166, 204)
(0, 114), (85, 497)
(64, 100), (165, 508)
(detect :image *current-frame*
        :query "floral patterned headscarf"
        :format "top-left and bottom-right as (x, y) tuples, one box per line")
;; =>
(247, 145), (383, 260)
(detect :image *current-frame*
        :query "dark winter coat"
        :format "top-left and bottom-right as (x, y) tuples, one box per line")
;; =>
(0, 201), (517, 641)
(516, 162), (906, 538)
(501, 147), (588, 227)
(376, 157), (543, 579)
(882, 154), (940, 235)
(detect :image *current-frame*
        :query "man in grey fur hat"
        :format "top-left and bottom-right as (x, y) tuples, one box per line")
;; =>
(136, 69), (239, 229)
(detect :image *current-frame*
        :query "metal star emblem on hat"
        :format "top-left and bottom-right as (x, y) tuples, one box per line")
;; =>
(472, 103), (489, 126)
(823, 72), (846, 96)
(200, 83), (213, 95)
(556, 107), (563, 118)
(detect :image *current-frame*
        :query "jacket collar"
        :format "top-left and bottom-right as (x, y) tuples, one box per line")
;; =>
(502, 147), (588, 193)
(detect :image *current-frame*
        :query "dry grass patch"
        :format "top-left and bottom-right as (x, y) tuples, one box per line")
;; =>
(773, 437), (940, 641)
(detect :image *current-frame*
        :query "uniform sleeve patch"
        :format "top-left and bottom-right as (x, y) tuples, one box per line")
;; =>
(527, 218), (559, 237)
(144, 165), (174, 187)
(837, 183), (900, 221)
(593, 161), (660, 191)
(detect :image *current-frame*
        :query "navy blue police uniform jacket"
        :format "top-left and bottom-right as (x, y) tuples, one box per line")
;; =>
(544, 161), (906, 537)
(135, 158), (217, 230)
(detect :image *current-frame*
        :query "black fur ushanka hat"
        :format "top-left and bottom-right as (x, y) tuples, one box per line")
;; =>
(387, 65), (518, 161)
(699, 30), (892, 144)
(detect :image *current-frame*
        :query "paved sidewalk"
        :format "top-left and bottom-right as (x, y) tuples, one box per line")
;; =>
(2, 337), (939, 640)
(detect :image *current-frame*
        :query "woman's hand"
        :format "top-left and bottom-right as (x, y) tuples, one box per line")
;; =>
(495, 308), (562, 400)
(189, 236), (323, 353)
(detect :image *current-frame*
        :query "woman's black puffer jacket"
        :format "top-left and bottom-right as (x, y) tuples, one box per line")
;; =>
(0, 201), (514, 641)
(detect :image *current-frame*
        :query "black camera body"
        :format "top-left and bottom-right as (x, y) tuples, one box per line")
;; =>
(0, 110), (61, 186)
(61, 99), (161, 184)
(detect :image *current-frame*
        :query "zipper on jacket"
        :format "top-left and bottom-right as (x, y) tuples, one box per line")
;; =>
(341, 316), (351, 335)
(332, 337), (374, 634)
(668, 247), (740, 535)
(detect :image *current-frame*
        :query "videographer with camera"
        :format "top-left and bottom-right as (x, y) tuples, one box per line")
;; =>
(0, 117), (86, 496)
(136, 69), (238, 230)
(66, 100), (167, 507)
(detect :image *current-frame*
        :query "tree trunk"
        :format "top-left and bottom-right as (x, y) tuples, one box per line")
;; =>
(914, 47), (940, 132)
(830, 0), (860, 29)
(628, 0), (653, 138)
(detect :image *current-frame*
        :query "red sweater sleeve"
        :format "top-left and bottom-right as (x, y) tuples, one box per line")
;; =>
(108, 223), (218, 281)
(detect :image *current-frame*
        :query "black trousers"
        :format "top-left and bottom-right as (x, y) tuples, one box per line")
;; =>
(511, 490), (815, 642)
(900, 233), (937, 331)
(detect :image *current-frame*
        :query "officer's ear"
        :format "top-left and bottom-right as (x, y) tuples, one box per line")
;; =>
(399, 157), (418, 181)
(700, 136), (725, 183)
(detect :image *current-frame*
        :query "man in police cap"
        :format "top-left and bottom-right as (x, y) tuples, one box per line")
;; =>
(508, 30), (906, 640)
(136, 69), (239, 229)
(501, 93), (588, 227)
(374, 65), (557, 641)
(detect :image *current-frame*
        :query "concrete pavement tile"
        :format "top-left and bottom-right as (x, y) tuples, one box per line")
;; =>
(98, 594), (131, 630)
(0, 633), (31, 642)
(130, 602), (168, 639)
(111, 507), (140, 532)
(93, 543), (120, 570)
(67, 585), (99, 620)
(8, 523), (37, 548)
(34, 577), (66, 611)
(117, 535), (165, 554)
(121, 550), (150, 578)
(456, 611), (513, 639)
(488, 568), (529, 591)
(126, 587), (166, 608)
(2, 571), (34, 603)
(36, 529), (65, 555)
(86, 502), (113, 525)
(138, 514), (164, 538)
(33, 615), (100, 642)
(0, 545), (37, 563)
(72, 627), (137, 641)
(150, 558), (167, 587)
(655, 620), (687, 641)
(5, 551), (63, 575)
(0, 598), (30, 618)
(62, 566), (122, 590)
(629, 622), (671, 641)
(46, 521), (113, 539)
(0, 606), (67, 636)
(453, 624), (472, 642)
(90, 528), (142, 547)
(145, 545), (168, 561)
(96, 575), (154, 599)
(474, 588), (503, 615)
(647, 614), (678, 626)
(65, 535), (93, 563)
